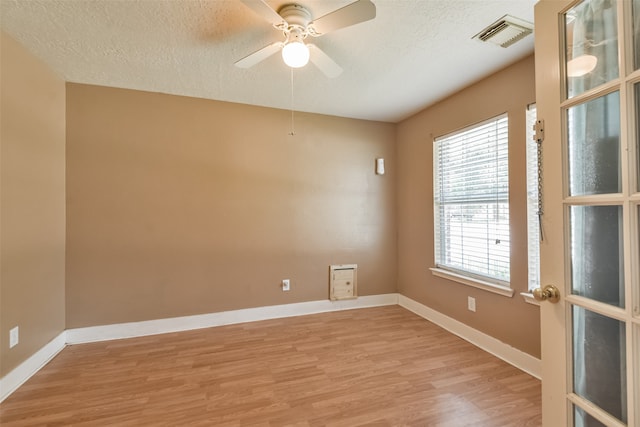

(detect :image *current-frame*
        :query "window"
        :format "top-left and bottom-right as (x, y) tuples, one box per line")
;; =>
(525, 104), (541, 292)
(433, 114), (510, 287)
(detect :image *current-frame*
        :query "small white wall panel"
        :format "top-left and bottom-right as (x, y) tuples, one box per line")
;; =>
(329, 264), (357, 301)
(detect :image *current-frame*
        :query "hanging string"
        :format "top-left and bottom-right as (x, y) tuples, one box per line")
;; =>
(289, 67), (295, 136)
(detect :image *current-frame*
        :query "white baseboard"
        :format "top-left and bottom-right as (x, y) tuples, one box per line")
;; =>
(0, 331), (66, 403)
(66, 293), (400, 344)
(398, 294), (541, 379)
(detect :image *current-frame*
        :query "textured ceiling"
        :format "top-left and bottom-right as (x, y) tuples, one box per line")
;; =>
(0, 0), (536, 123)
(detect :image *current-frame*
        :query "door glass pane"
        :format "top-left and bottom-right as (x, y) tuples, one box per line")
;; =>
(570, 205), (624, 308)
(573, 306), (627, 424)
(564, 0), (619, 98)
(635, 0), (640, 70)
(574, 406), (607, 427)
(637, 83), (640, 191)
(567, 91), (621, 196)
(631, 325), (640, 420)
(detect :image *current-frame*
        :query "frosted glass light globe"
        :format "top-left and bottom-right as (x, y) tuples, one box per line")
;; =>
(282, 41), (310, 68)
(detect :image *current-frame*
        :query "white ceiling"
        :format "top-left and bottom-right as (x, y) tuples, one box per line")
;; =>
(0, 0), (536, 123)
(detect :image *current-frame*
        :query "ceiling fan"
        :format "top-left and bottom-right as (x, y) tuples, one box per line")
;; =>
(235, 0), (376, 78)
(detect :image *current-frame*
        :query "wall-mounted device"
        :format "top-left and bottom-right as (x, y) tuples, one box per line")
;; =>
(329, 264), (357, 300)
(375, 158), (385, 175)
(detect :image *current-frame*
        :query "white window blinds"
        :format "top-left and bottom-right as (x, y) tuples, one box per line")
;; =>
(525, 104), (540, 291)
(434, 114), (510, 284)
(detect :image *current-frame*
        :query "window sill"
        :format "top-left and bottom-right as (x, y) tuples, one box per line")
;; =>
(520, 292), (540, 306)
(430, 268), (514, 297)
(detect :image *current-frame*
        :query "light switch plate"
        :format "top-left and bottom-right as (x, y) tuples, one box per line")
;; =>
(467, 296), (476, 312)
(9, 326), (19, 348)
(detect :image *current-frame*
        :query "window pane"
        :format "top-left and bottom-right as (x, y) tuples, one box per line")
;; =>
(573, 306), (627, 424)
(567, 91), (621, 196)
(564, 0), (619, 98)
(635, 325), (640, 424)
(634, 0), (640, 70)
(573, 406), (607, 427)
(437, 202), (510, 281)
(637, 84), (640, 191)
(570, 205), (624, 308)
(434, 115), (510, 283)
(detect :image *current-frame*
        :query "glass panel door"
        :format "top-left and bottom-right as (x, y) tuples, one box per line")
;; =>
(536, 0), (640, 424)
(560, 1), (638, 425)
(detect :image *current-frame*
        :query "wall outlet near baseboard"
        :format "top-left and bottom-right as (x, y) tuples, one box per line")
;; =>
(9, 326), (19, 348)
(467, 296), (476, 312)
(282, 279), (290, 291)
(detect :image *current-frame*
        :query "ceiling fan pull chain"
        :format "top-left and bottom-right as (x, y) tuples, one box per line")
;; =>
(289, 67), (295, 136)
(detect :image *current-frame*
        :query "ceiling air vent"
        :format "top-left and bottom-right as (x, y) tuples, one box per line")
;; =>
(473, 15), (533, 48)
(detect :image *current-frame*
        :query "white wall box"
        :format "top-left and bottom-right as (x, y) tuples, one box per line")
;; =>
(329, 264), (357, 300)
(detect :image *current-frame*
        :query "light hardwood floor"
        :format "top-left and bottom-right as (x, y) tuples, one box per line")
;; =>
(0, 306), (541, 426)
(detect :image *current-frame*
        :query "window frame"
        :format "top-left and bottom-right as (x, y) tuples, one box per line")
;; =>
(431, 113), (514, 297)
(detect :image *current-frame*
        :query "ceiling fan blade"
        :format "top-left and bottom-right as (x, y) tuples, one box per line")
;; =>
(309, 0), (376, 35)
(235, 42), (283, 68)
(240, 0), (286, 27)
(308, 44), (343, 78)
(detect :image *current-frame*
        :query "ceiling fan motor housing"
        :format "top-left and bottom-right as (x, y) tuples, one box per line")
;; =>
(278, 4), (312, 32)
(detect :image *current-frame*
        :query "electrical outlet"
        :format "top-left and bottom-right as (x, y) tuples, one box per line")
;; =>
(467, 296), (476, 312)
(282, 279), (290, 291)
(9, 326), (19, 348)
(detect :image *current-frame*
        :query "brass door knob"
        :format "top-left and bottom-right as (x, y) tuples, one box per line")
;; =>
(533, 285), (560, 303)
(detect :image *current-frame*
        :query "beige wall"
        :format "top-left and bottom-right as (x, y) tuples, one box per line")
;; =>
(0, 32), (66, 375)
(396, 55), (541, 358)
(65, 84), (397, 328)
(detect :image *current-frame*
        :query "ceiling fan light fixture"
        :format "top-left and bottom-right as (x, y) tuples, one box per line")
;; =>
(237, 0), (376, 76)
(282, 41), (310, 68)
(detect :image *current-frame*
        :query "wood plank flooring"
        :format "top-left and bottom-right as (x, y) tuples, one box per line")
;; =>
(0, 306), (541, 426)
